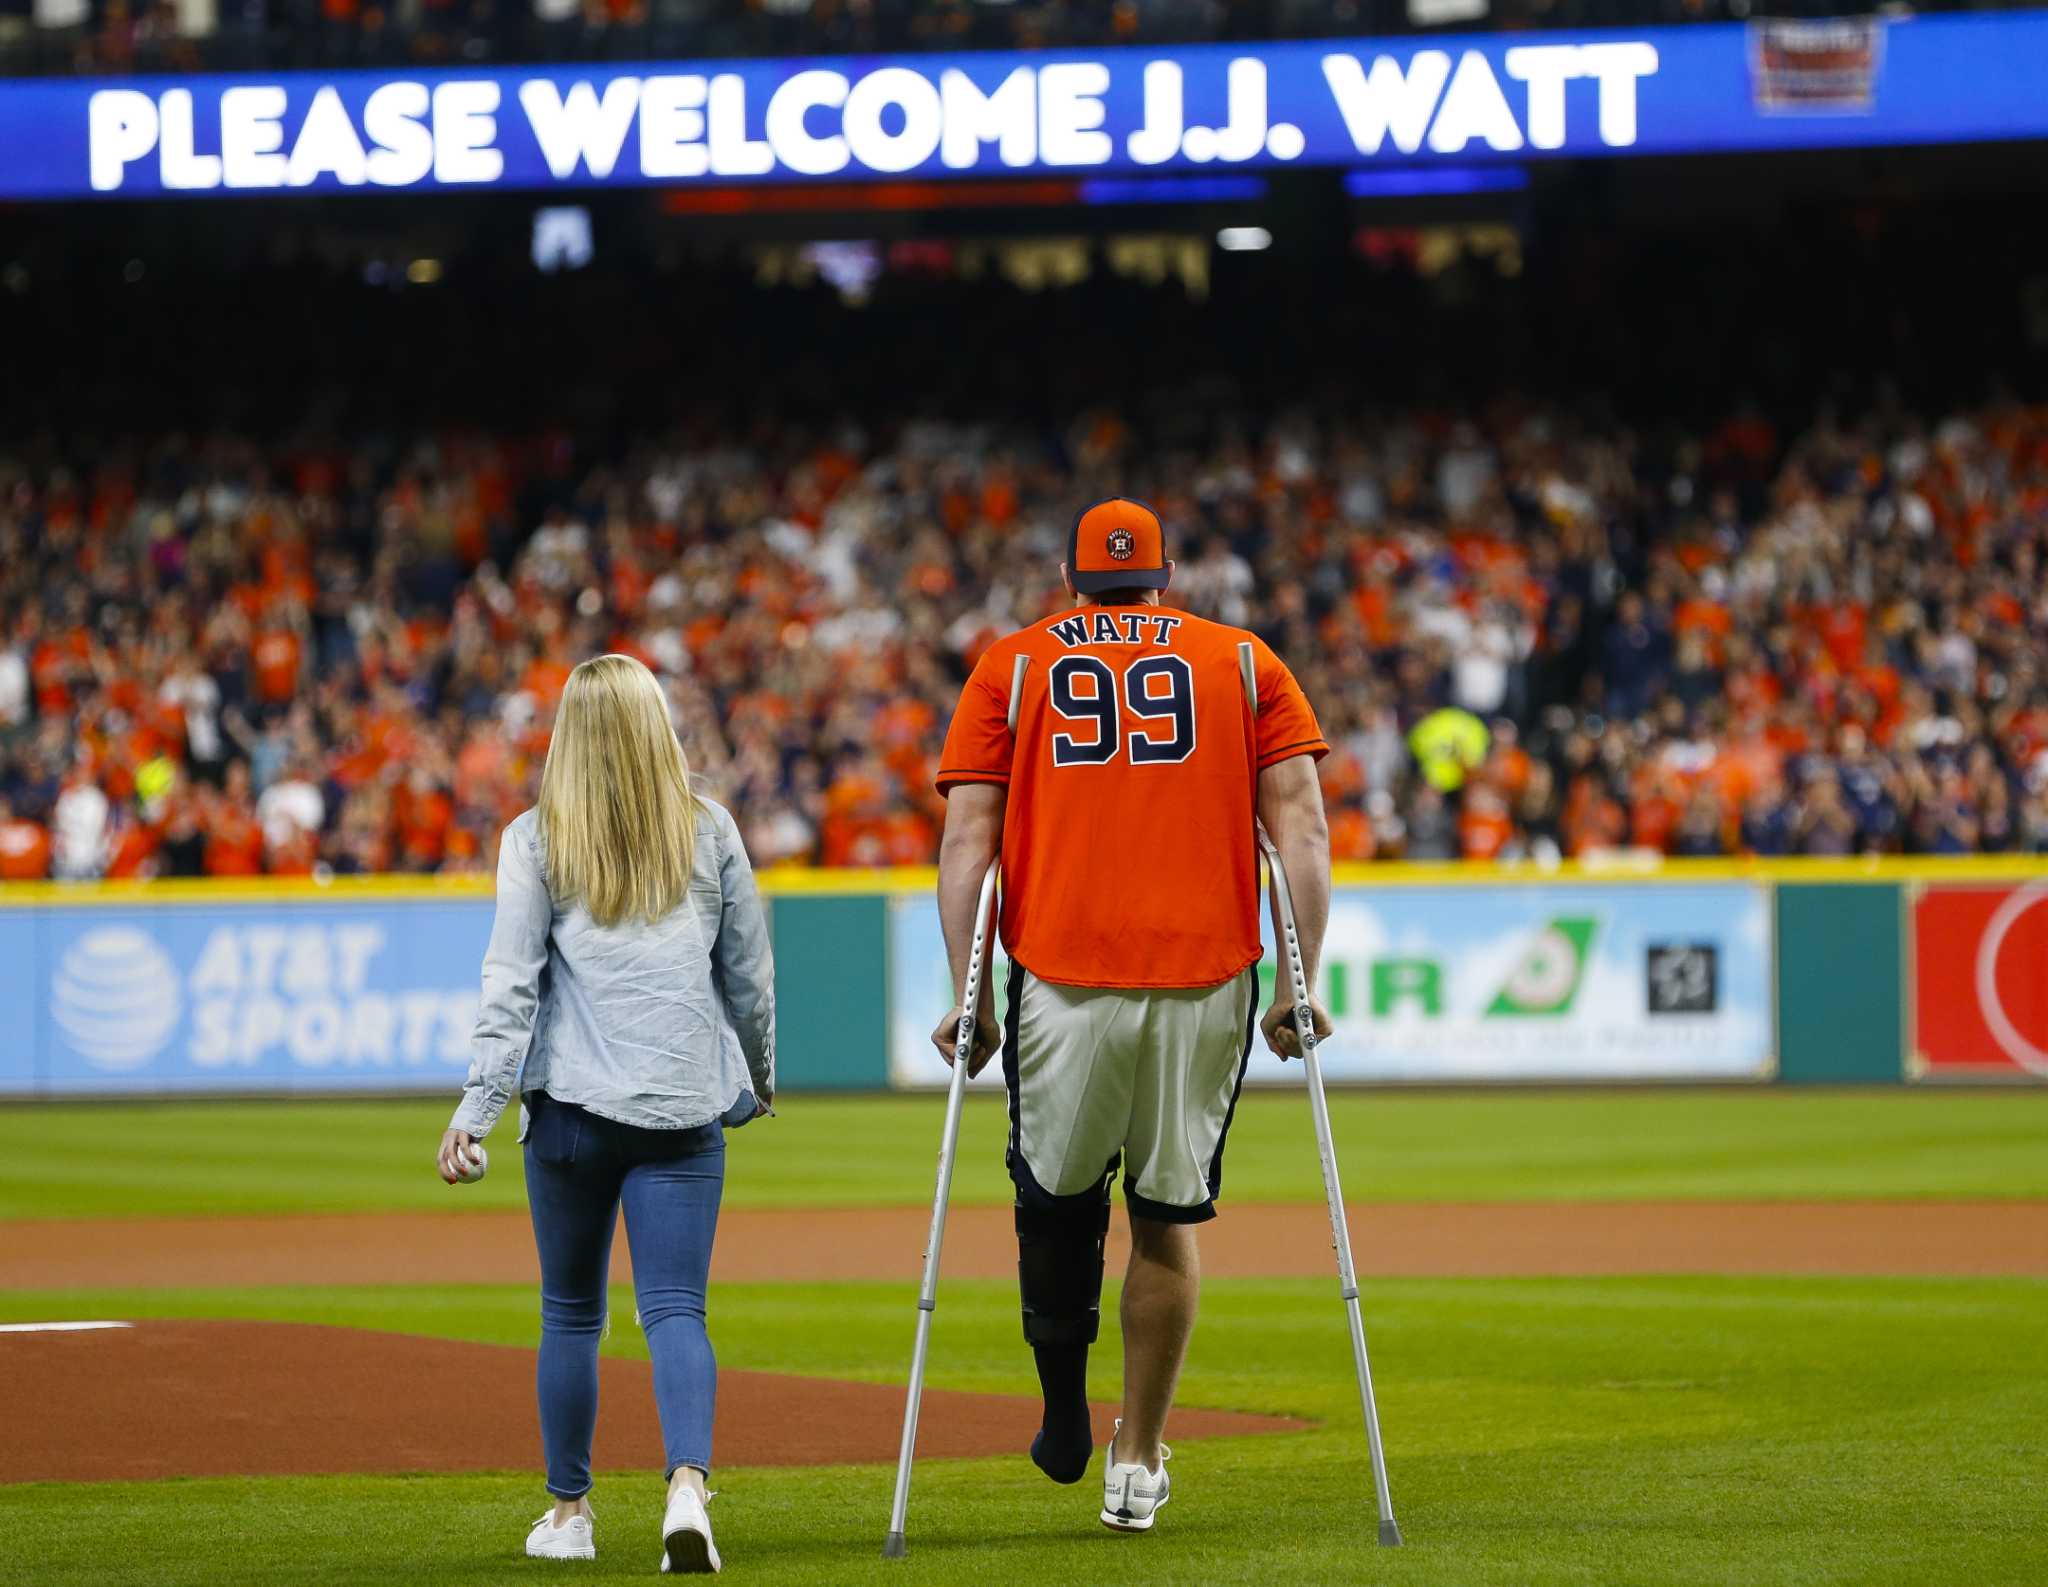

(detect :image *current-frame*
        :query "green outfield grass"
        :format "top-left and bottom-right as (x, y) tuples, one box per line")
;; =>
(1, 1273), (2042, 1587)
(5, 1090), (2044, 1585)
(5, 1089), (2048, 1220)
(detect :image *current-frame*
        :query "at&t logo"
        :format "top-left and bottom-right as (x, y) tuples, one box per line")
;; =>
(50, 927), (184, 1071)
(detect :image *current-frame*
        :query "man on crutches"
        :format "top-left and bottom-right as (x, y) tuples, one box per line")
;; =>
(924, 497), (1338, 1536)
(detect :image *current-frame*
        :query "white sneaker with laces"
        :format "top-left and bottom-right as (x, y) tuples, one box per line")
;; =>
(525, 1506), (595, 1560)
(658, 1485), (722, 1574)
(1100, 1421), (1171, 1533)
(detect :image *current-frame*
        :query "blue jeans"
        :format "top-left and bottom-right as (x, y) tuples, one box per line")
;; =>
(523, 1091), (725, 1499)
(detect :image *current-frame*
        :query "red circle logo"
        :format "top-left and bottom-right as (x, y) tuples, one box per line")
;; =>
(1975, 884), (2048, 1075)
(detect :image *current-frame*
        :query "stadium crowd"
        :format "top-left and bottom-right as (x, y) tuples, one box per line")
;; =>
(0, 0), (1991, 78)
(4, 385), (2047, 880)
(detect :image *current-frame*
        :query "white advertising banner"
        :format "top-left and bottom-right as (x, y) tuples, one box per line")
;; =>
(888, 880), (1774, 1087)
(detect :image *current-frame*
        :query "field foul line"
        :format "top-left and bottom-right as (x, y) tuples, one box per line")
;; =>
(0, 1320), (132, 1333)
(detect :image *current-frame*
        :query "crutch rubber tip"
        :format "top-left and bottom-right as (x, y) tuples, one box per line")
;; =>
(881, 1532), (909, 1560)
(1378, 1519), (1404, 1547)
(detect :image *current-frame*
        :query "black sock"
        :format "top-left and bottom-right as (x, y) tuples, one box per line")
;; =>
(1028, 1342), (1094, 1484)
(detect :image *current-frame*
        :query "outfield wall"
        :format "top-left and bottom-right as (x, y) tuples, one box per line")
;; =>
(3, 858), (2045, 1096)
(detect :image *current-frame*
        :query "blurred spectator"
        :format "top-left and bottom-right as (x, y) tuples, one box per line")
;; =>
(0, 0), (30, 57)
(157, 793), (208, 877)
(31, 0), (89, 67)
(0, 796), (50, 880)
(1670, 789), (1725, 858)
(2, 0), (1953, 75)
(1405, 786), (1457, 861)
(203, 762), (265, 876)
(1409, 707), (1489, 794)
(1603, 592), (1669, 720)
(0, 628), (26, 732)
(50, 759), (108, 880)
(257, 757), (325, 870)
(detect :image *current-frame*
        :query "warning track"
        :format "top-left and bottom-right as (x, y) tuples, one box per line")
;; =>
(3, 1200), (2043, 1290)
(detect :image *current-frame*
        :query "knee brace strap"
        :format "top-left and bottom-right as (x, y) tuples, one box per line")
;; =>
(1016, 1192), (1111, 1348)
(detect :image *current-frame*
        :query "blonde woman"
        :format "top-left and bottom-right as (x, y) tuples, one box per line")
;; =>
(437, 654), (774, 1575)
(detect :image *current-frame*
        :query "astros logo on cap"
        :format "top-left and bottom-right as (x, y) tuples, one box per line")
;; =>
(1069, 498), (1170, 594)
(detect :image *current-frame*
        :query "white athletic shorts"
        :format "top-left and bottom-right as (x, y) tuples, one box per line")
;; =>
(1001, 963), (1258, 1224)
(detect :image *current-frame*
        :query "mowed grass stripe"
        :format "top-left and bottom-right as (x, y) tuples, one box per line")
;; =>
(3, 1090), (2046, 1220)
(0, 1274), (2041, 1586)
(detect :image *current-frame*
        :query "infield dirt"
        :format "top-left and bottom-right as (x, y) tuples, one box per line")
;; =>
(0, 1320), (1307, 1484)
(4, 1201), (2043, 1290)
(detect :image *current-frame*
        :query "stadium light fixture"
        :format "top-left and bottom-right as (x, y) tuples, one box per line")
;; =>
(1216, 227), (1272, 252)
(1344, 165), (1529, 198)
(533, 206), (595, 274)
(1409, 0), (1488, 24)
(1080, 176), (1267, 206)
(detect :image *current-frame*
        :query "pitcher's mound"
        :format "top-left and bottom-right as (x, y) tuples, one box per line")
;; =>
(1, 1321), (1306, 1484)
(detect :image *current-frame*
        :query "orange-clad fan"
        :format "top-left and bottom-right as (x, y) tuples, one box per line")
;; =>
(250, 625), (304, 706)
(0, 804), (51, 880)
(103, 812), (161, 880)
(396, 769), (455, 870)
(203, 768), (267, 877)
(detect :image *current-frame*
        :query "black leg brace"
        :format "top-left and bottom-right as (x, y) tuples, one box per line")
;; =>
(1016, 1182), (1112, 1345)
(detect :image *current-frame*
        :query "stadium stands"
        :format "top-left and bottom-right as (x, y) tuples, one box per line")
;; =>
(2, 150), (2042, 879)
(3, 262), (2044, 875)
(0, 0), (2014, 79)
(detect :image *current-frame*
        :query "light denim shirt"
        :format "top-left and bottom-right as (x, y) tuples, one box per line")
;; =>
(449, 799), (775, 1140)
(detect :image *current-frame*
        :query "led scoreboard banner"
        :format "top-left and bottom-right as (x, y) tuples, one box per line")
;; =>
(0, 13), (2042, 200)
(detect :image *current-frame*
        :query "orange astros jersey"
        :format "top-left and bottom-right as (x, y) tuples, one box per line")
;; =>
(937, 604), (1327, 989)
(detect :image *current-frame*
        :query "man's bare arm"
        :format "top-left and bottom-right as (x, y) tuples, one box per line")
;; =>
(933, 781), (1006, 1072)
(1256, 752), (1333, 1058)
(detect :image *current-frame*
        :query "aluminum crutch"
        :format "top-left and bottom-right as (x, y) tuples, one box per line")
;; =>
(880, 854), (998, 1559)
(884, 653), (1028, 1558)
(1240, 638), (1400, 1546)
(1258, 824), (1402, 1546)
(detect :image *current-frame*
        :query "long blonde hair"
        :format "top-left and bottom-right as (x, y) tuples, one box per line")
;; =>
(537, 654), (699, 928)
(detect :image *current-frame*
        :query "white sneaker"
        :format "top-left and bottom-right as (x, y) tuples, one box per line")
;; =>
(1100, 1422), (1171, 1533)
(658, 1486), (722, 1574)
(525, 1507), (595, 1560)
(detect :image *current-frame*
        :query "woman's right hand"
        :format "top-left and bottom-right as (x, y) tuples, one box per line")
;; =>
(436, 1128), (479, 1185)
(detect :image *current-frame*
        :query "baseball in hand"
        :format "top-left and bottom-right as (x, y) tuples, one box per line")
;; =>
(456, 1143), (489, 1183)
